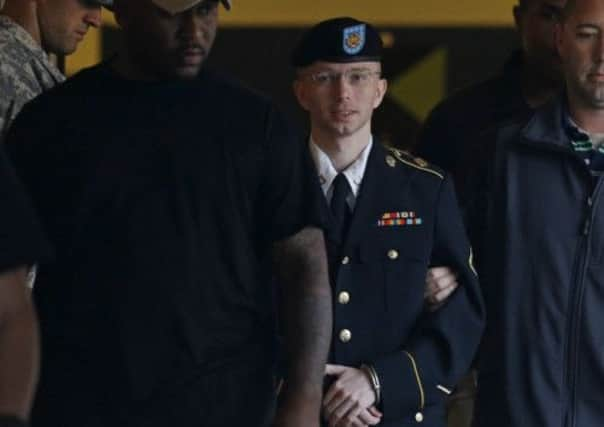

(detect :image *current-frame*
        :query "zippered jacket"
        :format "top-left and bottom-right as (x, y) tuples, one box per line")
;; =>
(473, 97), (604, 427)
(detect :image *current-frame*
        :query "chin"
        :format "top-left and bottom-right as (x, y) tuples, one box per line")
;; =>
(49, 41), (76, 57)
(172, 65), (203, 80)
(64, 45), (78, 56)
(334, 124), (360, 137)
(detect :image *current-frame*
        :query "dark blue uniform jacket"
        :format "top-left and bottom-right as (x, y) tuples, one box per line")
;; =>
(327, 141), (485, 427)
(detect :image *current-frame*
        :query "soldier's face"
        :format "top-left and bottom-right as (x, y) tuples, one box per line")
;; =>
(294, 61), (387, 140)
(557, 0), (604, 109)
(37, 0), (102, 55)
(114, 0), (219, 80)
(514, 0), (567, 83)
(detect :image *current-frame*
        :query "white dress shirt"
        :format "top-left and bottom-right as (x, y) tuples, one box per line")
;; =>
(309, 136), (373, 211)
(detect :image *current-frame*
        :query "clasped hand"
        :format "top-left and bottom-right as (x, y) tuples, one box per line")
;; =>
(322, 364), (383, 427)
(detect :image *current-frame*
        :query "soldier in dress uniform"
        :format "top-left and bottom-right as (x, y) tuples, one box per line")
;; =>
(291, 17), (486, 427)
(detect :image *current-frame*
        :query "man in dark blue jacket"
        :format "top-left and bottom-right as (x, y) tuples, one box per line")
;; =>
(292, 17), (485, 427)
(416, 3), (566, 425)
(473, 0), (604, 426)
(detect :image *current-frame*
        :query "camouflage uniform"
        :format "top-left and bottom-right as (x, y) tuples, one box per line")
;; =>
(0, 15), (64, 144)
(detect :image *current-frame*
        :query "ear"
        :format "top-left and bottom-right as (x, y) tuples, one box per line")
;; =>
(293, 79), (310, 111)
(372, 78), (388, 109)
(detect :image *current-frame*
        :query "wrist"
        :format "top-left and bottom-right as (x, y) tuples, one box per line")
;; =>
(360, 363), (381, 406)
(0, 415), (28, 427)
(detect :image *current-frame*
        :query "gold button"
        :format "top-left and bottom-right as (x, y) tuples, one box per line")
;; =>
(415, 412), (424, 423)
(386, 155), (396, 168)
(387, 249), (399, 260)
(339, 329), (352, 343)
(338, 291), (350, 305)
(341, 256), (350, 265)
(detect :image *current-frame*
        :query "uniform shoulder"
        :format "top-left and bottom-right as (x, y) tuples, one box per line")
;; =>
(384, 146), (445, 180)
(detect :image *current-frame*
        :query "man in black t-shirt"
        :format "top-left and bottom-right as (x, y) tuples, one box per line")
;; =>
(5, 1), (332, 427)
(0, 148), (51, 427)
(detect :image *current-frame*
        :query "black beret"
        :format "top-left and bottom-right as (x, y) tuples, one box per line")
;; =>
(292, 17), (382, 68)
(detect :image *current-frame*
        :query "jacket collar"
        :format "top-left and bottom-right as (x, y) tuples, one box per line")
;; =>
(339, 141), (412, 249)
(519, 95), (571, 149)
(309, 136), (373, 200)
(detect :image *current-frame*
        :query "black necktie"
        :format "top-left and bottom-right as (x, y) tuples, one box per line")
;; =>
(330, 173), (352, 245)
(327, 173), (352, 289)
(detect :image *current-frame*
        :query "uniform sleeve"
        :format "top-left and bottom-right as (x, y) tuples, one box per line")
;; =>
(370, 175), (485, 423)
(260, 106), (328, 243)
(0, 144), (52, 273)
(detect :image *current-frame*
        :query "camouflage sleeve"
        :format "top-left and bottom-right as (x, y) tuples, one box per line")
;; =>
(0, 54), (24, 145)
(0, 28), (63, 144)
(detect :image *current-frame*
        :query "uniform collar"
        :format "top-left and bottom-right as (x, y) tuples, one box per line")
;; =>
(0, 15), (64, 83)
(309, 136), (373, 198)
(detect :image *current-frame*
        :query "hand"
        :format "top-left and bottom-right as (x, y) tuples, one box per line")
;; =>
(356, 407), (383, 426)
(323, 364), (380, 427)
(424, 266), (458, 310)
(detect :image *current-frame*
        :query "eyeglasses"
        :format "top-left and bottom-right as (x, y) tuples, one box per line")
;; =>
(305, 70), (382, 87)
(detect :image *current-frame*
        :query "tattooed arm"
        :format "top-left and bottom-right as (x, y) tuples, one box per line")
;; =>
(272, 226), (332, 427)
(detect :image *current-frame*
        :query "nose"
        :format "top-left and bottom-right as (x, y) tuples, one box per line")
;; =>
(83, 6), (102, 28)
(333, 74), (353, 100)
(179, 10), (205, 42)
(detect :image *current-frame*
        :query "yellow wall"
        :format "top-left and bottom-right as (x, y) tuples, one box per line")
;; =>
(217, 0), (517, 27)
(67, 0), (518, 74)
(101, 0), (517, 27)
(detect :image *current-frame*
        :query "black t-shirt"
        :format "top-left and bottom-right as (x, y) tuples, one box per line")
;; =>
(0, 146), (50, 273)
(6, 63), (326, 402)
